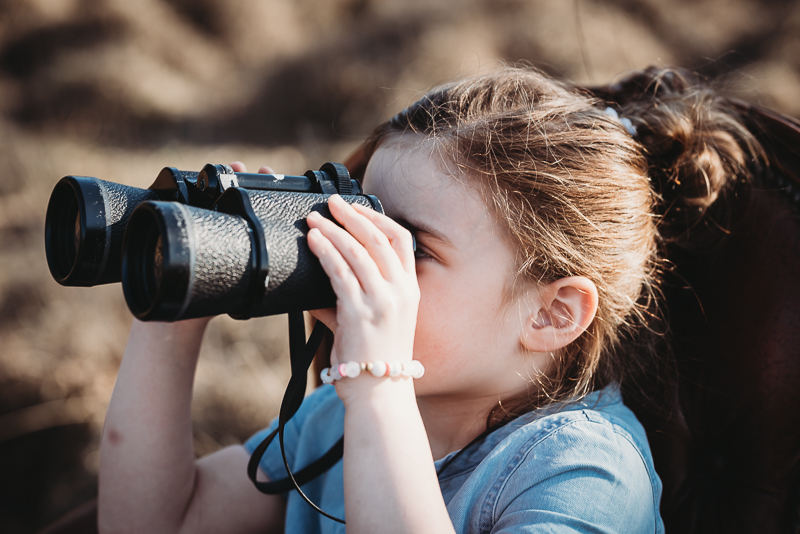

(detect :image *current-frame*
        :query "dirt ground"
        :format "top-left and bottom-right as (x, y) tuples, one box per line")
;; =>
(0, 0), (798, 531)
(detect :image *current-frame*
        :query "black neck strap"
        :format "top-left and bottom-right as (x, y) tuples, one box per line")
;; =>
(247, 311), (346, 524)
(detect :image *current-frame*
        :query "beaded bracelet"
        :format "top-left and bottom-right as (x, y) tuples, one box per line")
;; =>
(320, 360), (425, 384)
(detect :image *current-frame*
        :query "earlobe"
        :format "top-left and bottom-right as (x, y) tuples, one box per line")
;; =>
(520, 277), (599, 353)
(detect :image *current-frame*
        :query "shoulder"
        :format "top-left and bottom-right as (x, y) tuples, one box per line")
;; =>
(506, 406), (658, 500)
(468, 388), (664, 532)
(511, 391), (656, 480)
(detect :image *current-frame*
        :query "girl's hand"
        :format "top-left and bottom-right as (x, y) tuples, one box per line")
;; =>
(307, 200), (451, 534)
(229, 160), (274, 175)
(306, 195), (420, 399)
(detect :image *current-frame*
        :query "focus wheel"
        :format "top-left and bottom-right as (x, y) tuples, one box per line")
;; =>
(320, 162), (352, 195)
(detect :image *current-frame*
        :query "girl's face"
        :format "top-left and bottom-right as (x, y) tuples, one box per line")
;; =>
(363, 139), (539, 402)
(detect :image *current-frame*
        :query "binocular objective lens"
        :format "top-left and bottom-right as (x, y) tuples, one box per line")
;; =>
(142, 231), (163, 305)
(58, 197), (81, 274)
(72, 210), (81, 259)
(155, 236), (163, 279)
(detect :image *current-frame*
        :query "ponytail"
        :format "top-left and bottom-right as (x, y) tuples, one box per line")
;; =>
(589, 67), (766, 247)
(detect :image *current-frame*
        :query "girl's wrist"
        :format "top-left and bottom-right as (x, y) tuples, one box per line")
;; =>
(322, 360), (424, 384)
(128, 317), (211, 368)
(132, 316), (211, 339)
(335, 373), (418, 408)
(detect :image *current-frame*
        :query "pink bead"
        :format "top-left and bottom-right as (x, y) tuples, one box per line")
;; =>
(338, 363), (348, 377)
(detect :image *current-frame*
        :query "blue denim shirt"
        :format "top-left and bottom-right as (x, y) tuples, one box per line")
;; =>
(244, 384), (664, 533)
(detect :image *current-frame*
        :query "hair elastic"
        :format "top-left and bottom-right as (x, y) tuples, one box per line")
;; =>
(603, 106), (638, 136)
(321, 360), (425, 384)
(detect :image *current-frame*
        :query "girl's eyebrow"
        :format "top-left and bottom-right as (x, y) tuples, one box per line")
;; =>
(396, 218), (451, 245)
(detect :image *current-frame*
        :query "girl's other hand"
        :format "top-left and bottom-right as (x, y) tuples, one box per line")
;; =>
(306, 195), (419, 398)
(229, 160), (274, 175)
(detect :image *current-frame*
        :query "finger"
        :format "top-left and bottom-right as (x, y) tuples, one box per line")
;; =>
(230, 161), (247, 172)
(258, 165), (276, 174)
(306, 227), (366, 302)
(326, 195), (408, 281)
(307, 211), (386, 294)
(351, 202), (417, 275)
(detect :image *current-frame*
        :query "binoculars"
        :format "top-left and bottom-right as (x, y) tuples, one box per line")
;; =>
(44, 162), (382, 321)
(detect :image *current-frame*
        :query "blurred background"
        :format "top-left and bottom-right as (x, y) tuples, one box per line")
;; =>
(0, 0), (798, 531)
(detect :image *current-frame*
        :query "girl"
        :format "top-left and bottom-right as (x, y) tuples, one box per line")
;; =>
(98, 66), (760, 533)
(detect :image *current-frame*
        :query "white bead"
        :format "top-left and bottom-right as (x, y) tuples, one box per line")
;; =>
(411, 360), (425, 379)
(323, 361), (424, 382)
(345, 361), (361, 378)
(331, 365), (342, 380)
(371, 361), (387, 377)
(321, 368), (334, 385)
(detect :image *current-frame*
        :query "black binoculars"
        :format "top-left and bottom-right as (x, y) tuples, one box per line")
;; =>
(44, 162), (382, 321)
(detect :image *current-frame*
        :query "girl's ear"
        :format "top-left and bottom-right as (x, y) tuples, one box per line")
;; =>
(520, 277), (598, 353)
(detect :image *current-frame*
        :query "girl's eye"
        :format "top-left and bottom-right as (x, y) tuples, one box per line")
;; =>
(414, 243), (433, 261)
(414, 240), (434, 261)
(397, 221), (434, 261)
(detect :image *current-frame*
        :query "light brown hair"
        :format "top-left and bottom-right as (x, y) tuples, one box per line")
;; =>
(359, 66), (763, 424)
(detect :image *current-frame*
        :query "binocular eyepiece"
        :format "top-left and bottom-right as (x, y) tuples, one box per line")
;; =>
(44, 162), (382, 321)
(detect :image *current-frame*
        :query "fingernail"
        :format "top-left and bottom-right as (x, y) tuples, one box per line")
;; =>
(308, 211), (321, 220)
